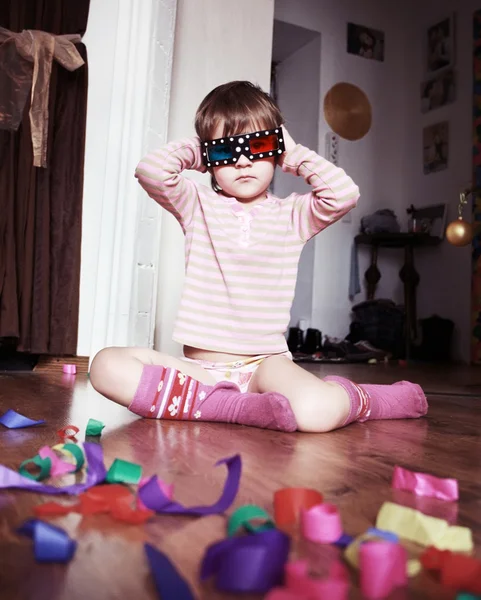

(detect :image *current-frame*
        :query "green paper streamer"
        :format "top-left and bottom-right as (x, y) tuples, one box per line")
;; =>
(62, 443), (85, 472)
(106, 458), (142, 484)
(19, 456), (52, 481)
(227, 504), (275, 537)
(85, 418), (105, 437)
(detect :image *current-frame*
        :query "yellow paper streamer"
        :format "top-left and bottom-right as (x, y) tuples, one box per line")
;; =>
(376, 502), (473, 553)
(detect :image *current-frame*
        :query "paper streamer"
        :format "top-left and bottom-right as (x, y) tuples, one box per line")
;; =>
(360, 541), (407, 599)
(18, 519), (77, 562)
(18, 455), (52, 481)
(0, 442), (106, 495)
(392, 466), (459, 501)
(145, 544), (195, 600)
(139, 455), (241, 516)
(38, 447), (76, 478)
(421, 547), (481, 594)
(85, 418), (105, 437)
(57, 425), (80, 441)
(274, 488), (324, 527)
(201, 529), (290, 594)
(301, 502), (342, 543)
(137, 476), (173, 511)
(62, 364), (77, 374)
(0, 409), (45, 429)
(266, 559), (349, 600)
(54, 443), (85, 472)
(376, 502), (473, 552)
(227, 504), (275, 537)
(106, 458), (142, 485)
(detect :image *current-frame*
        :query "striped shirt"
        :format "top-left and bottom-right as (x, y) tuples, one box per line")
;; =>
(135, 138), (359, 355)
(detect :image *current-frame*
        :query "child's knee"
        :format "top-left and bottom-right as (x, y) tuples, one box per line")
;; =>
(89, 347), (119, 394)
(291, 387), (347, 433)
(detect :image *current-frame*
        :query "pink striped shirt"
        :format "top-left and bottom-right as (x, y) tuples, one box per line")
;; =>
(135, 138), (359, 354)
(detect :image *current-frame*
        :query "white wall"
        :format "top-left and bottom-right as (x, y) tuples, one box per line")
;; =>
(79, 0), (176, 359)
(272, 34), (321, 330)
(404, 0), (474, 362)
(155, 0), (275, 356)
(275, 0), (413, 342)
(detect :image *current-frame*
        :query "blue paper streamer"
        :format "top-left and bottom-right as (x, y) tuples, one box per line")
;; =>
(145, 544), (195, 600)
(0, 409), (45, 429)
(139, 455), (241, 516)
(366, 527), (399, 543)
(18, 519), (76, 562)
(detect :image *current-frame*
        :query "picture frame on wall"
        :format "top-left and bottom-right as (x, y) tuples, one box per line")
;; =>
(423, 121), (449, 174)
(421, 68), (456, 112)
(347, 22), (385, 62)
(426, 14), (456, 74)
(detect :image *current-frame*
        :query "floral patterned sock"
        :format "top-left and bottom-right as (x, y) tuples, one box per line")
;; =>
(128, 365), (297, 432)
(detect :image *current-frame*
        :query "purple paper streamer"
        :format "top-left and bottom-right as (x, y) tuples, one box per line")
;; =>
(18, 519), (77, 562)
(0, 409), (45, 429)
(139, 455), (241, 516)
(0, 443), (106, 495)
(200, 529), (290, 594)
(145, 544), (195, 600)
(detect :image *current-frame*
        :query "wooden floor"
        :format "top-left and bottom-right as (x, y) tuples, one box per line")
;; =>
(0, 364), (481, 599)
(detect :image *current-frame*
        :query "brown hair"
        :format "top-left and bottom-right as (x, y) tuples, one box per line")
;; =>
(195, 81), (284, 192)
(195, 80), (284, 140)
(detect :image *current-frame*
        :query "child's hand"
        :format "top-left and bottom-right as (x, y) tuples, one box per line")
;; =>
(278, 126), (296, 166)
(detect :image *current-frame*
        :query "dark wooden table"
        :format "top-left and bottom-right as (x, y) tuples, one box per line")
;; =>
(355, 233), (443, 360)
(1, 371), (480, 599)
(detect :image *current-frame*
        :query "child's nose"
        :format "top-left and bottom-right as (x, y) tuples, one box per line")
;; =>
(235, 154), (253, 167)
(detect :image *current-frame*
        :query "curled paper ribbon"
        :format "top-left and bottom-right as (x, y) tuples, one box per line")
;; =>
(85, 418), (105, 437)
(62, 364), (77, 374)
(360, 541), (407, 599)
(106, 458), (142, 485)
(421, 547), (481, 594)
(38, 446), (76, 478)
(145, 543), (195, 600)
(137, 476), (173, 511)
(139, 455), (241, 516)
(376, 502), (473, 552)
(0, 442), (106, 495)
(201, 529), (290, 594)
(266, 559), (349, 600)
(18, 519), (76, 562)
(0, 409), (45, 429)
(274, 488), (324, 527)
(53, 443), (85, 472)
(57, 425), (80, 441)
(392, 466), (459, 501)
(301, 502), (342, 543)
(227, 504), (275, 537)
(19, 455), (52, 481)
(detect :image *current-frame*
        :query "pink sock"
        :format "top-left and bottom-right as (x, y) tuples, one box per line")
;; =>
(324, 376), (428, 425)
(128, 365), (297, 432)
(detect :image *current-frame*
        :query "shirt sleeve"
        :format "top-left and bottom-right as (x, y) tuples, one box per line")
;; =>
(282, 144), (360, 241)
(135, 137), (206, 232)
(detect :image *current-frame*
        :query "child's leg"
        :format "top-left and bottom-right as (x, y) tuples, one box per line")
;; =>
(248, 356), (427, 433)
(89, 347), (297, 432)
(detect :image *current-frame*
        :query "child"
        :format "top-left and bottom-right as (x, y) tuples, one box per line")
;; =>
(89, 80), (427, 433)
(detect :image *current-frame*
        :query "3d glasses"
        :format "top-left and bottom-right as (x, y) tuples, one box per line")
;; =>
(201, 127), (285, 167)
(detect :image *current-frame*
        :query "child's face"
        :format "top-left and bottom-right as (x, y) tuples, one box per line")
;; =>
(211, 123), (276, 203)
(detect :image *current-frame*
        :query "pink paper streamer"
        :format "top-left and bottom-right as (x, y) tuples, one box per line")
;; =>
(62, 364), (76, 374)
(360, 541), (407, 599)
(392, 466), (459, 501)
(301, 502), (343, 543)
(265, 559), (349, 600)
(38, 447), (76, 478)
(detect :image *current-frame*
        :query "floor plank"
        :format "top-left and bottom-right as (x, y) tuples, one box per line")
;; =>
(0, 368), (480, 599)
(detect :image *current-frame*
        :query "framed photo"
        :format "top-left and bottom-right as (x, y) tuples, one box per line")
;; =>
(409, 204), (447, 238)
(421, 69), (456, 112)
(423, 121), (449, 174)
(426, 15), (456, 74)
(347, 22), (385, 62)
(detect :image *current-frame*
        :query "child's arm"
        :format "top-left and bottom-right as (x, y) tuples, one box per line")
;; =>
(279, 128), (360, 241)
(135, 138), (206, 232)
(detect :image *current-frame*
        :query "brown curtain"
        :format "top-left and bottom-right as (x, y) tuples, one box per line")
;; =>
(0, 0), (90, 354)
